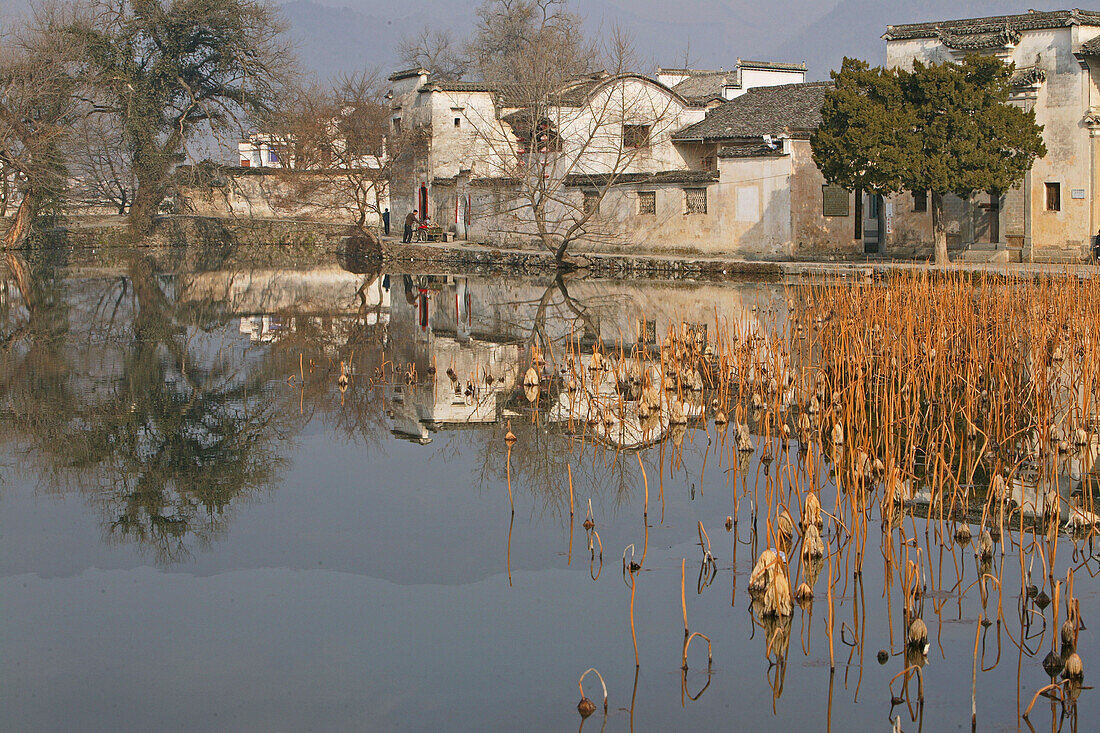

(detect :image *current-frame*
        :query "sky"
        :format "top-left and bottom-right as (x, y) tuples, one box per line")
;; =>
(0, 0), (1072, 80)
(276, 0), (1067, 80)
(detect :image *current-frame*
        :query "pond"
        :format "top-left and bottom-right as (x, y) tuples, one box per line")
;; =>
(1, 249), (1097, 732)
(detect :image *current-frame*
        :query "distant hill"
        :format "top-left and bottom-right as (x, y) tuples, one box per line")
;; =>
(775, 0), (1067, 79)
(278, 0), (842, 79)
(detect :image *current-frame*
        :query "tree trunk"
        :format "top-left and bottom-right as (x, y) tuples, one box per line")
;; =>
(3, 193), (39, 311)
(128, 184), (163, 237)
(932, 191), (948, 265)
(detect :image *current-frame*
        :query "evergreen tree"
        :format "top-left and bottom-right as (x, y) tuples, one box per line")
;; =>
(812, 55), (1046, 263)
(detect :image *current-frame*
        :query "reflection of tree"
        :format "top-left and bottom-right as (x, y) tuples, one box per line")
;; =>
(473, 274), (648, 517)
(2, 255), (301, 564)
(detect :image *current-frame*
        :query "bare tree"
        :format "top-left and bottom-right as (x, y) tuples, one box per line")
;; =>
(467, 0), (597, 83)
(0, 15), (81, 306)
(464, 25), (684, 264)
(397, 25), (467, 82)
(270, 71), (424, 232)
(59, 0), (295, 235)
(70, 113), (134, 214)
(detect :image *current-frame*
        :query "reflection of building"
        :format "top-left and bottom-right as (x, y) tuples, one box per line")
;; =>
(181, 268), (391, 351)
(387, 275), (522, 442)
(239, 315), (283, 343)
(182, 268), (389, 316)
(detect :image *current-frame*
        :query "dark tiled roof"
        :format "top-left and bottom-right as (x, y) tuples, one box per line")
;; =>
(666, 61), (807, 103)
(938, 27), (1021, 50)
(563, 170), (720, 187)
(883, 10), (1100, 41)
(468, 170), (719, 187)
(1010, 66), (1047, 87)
(672, 82), (832, 141)
(672, 72), (734, 103)
(389, 67), (429, 82)
(738, 60), (807, 71)
(1080, 35), (1100, 54)
(717, 143), (787, 159)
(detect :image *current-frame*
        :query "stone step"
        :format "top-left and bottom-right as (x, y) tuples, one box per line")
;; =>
(959, 246), (1019, 264)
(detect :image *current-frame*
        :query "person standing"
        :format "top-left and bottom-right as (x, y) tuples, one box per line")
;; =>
(403, 211), (417, 243)
(382, 208), (390, 236)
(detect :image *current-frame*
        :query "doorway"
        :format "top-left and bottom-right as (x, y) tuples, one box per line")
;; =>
(863, 193), (883, 253)
(975, 193), (1000, 244)
(418, 185), (428, 220)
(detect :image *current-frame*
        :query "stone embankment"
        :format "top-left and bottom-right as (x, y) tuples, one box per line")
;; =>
(23, 216), (1100, 280)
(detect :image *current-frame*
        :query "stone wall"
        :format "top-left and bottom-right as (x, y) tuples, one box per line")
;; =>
(178, 170), (386, 228)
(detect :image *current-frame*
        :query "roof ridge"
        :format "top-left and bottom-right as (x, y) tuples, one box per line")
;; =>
(884, 9), (1100, 41)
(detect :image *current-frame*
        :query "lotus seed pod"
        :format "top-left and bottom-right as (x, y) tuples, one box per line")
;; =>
(577, 697), (597, 718)
(907, 617), (928, 650)
(954, 523), (972, 545)
(1042, 650), (1064, 678)
(1063, 652), (1084, 681)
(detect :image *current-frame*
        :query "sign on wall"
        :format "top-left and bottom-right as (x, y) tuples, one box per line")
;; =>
(822, 185), (849, 217)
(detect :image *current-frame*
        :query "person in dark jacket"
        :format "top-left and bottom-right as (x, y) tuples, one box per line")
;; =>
(382, 208), (390, 236)
(402, 211), (417, 243)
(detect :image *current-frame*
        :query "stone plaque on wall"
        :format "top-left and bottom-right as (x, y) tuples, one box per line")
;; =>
(822, 185), (849, 217)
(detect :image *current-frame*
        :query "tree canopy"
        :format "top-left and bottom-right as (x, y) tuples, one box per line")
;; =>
(811, 55), (1046, 263)
(60, 0), (293, 234)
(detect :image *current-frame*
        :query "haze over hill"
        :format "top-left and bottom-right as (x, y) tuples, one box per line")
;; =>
(280, 0), (1071, 81)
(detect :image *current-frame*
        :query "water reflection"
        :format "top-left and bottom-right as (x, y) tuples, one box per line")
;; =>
(3, 253), (1100, 732)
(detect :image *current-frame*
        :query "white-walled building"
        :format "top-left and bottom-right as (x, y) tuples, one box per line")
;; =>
(386, 63), (858, 257)
(656, 60), (807, 106)
(881, 9), (1100, 261)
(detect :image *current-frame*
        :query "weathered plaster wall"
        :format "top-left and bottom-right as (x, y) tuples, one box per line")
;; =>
(788, 141), (861, 257)
(179, 173), (385, 226)
(887, 27), (1095, 259)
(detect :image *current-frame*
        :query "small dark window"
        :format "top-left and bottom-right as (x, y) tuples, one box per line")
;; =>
(913, 190), (927, 212)
(392, 117), (402, 134)
(623, 124), (651, 148)
(637, 319), (656, 345)
(684, 187), (707, 214)
(1046, 182), (1061, 211)
(638, 191), (656, 215)
(454, 117), (461, 128)
(583, 190), (600, 215)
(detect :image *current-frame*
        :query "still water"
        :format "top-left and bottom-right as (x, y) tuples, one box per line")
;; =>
(1, 250), (1096, 732)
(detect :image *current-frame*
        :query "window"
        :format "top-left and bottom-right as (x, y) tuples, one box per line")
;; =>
(454, 117), (461, 128)
(684, 187), (707, 215)
(392, 117), (402, 134)
(913, 190), (927, 212)
(637, 191), (656, 215)
(622, 124), (651, 148)
(1046, 182), (1061, 211)
(583, 190), (600, 215)
(821, 184), (849, 216)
